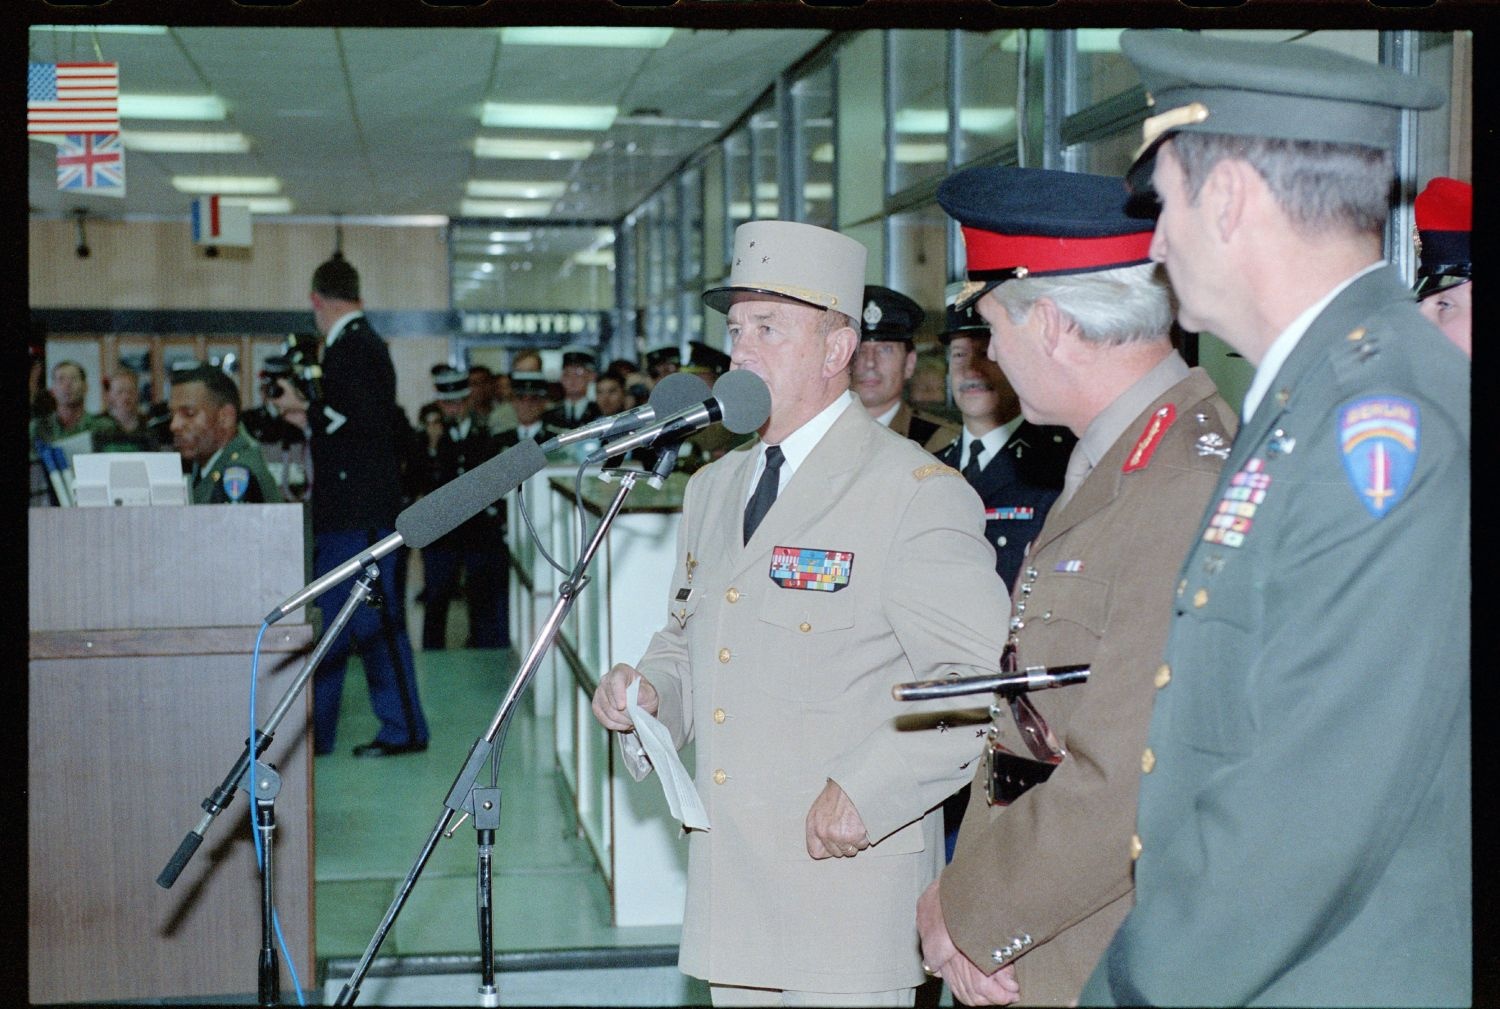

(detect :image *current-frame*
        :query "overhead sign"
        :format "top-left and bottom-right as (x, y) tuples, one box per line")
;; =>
(458, 310), (608, 340)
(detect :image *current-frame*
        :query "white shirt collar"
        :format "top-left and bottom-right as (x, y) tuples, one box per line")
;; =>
(961, 415), (1021, 471)
(1240, 262), (1383, 422)
(747, 391), (854, 502)
(873, 401), (901, 428)
(325, 309), (364, 347)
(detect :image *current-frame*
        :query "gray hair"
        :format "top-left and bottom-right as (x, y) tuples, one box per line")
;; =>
(818, 307), (859, 340)
(992, 262), (1173, 346)
(1167, 132), (1394, 237)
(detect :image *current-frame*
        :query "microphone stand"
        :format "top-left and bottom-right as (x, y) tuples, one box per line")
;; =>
(334, 443), (682, 1006)
(156, 560), (385, 1005)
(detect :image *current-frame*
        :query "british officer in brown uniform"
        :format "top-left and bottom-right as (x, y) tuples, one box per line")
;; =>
(915, 166), (1236, 1006)
(593, 220), (1011, 1006)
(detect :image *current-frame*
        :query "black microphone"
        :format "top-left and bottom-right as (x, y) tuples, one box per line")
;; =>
(538, 372), (709, 454)
(262, 438), (548, 624)
(585, 370), (771, 465)
(891, 664), (1090, 702)
(396, 437), (548, 548)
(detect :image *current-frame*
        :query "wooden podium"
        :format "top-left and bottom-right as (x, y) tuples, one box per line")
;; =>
(28, 504), (315, 1004)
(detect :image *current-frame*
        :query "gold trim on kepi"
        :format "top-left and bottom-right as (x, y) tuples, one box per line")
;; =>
(1136, 101), (1210, 158)
(702, 219), (867, 316)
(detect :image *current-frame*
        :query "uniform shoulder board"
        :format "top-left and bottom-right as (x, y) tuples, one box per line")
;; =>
(913, 462), (962, 481)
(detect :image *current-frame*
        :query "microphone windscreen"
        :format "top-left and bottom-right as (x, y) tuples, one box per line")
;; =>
(647, 371), (711, 416)
(713, 369), (772, 434)
(395, 438), (548, 548)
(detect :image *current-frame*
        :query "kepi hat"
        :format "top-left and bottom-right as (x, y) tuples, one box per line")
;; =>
(703, 220), (867, 316)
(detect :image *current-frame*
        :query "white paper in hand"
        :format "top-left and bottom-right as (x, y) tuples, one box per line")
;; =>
(626, 678), (710, 831)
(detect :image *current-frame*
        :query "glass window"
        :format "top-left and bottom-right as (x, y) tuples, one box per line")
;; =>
(792, 60), (836, 228)
(1072, 28), (1135, 108)
(681, 165), (704, 281)
(450, 223), (613, 313)
(956, 30), (1023, 168)
(723, 126), (753, 242)
(887, 203), (950, 346)
(888, 29), (951, 195)
(750, 105), (781, 219)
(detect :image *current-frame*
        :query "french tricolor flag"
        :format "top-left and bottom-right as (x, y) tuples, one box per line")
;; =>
(190, 195), (253, 247)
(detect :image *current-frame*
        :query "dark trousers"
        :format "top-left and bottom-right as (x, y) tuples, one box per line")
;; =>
(312, 528), (429, 754)
(421, 539), (510, 650)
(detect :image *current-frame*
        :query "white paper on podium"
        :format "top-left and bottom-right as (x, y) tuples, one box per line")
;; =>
(627, 678), (710, 830)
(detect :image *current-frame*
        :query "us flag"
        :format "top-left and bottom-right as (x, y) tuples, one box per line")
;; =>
(57, 133), (126, 196)
(28, 62), (120, 135)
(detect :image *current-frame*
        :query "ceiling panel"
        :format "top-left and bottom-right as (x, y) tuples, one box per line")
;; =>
(28, 24), (831, 224)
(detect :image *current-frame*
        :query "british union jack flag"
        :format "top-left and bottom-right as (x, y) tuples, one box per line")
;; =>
(57, 133), (126, 196)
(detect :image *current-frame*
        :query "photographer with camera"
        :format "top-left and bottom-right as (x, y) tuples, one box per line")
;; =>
(268, 253), (430, 759)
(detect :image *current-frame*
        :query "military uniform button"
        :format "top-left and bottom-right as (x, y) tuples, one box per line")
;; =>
(1015, 602), (1026, 615)
(718, 648), (731, 663)
(799, 622), (811, 633)
(726, 588), (740, 603)
(712, 769), (727, 785)
(1141, 747), (1156, 774)
(713, 708), (726, 724)
(1130, 834), (1143, 860)
(1177, 579), (1187, 597)
(1193, 588), (1209, 608)
(1042, 610), (1052, 621)
(1026, 567), (1038, 580)
(997, 536), (1008, 547)
(1155, 664), (1172, 689)
(1020, 583), (1032, 596)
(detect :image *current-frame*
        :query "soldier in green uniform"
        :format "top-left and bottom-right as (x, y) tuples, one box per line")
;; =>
(169, 364), (282, 505)
(1081, 31), (1469, 1006)
(30, 359), (120, 447)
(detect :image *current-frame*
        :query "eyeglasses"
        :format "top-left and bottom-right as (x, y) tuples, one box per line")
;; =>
(985, 640), (1068, 806)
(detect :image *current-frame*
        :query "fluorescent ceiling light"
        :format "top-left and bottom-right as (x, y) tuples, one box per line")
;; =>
(816, 141), (946, 164)
(481, 102), (616, 131)
(219, 196), (293, 214)
(754, 182), (779, 200)
(895, 142), (949, 164)
(500, 27), (674, 48)
(466, 180), (567, 200)
(171, 175), (281, 195)
(33, 24), (168, 35)
(461, 199), (556, 218)
(1076, 29), (1126, 54)
(475, 137), (595, 161)
(894, 108), (1016, 135)
(571, 250), (616, 268)
(729, 202), (782, 219)
(120, 94), (227, 121)
(122, 130), (250, 153)
(804, 183), (834, 201)
(488, 230), (533, 242)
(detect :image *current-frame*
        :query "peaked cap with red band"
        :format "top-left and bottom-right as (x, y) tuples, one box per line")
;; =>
(936, 166), (1154, 311)
(1414, 176), (1472, 300)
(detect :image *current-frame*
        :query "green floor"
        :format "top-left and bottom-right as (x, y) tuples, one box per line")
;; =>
(314, 643), (681, 958)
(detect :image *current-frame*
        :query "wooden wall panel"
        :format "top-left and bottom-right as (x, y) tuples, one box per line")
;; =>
(28, 504), (309, 632)
(30, 220), (449, 310)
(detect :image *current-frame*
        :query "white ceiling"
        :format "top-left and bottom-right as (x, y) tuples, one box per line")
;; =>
(26, 25), (830, 224)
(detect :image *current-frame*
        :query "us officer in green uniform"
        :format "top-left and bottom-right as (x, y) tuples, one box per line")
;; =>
(169, 364), (282, 505)
(1081, 31), (1469, 1007)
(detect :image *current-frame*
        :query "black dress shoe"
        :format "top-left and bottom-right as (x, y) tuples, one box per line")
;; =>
(351, 739), (429, 758)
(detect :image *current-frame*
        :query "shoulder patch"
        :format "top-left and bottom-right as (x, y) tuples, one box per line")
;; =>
(1122, 404), (1177, 473)
(913, 462), (962, 481)
(1339, 396), (1419, 518)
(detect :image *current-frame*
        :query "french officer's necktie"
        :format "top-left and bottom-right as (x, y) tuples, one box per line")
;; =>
(963, 439), (985, 482)
(742, 445), (785, 544)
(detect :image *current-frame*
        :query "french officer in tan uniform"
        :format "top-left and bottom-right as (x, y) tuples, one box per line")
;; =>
(593, 220), (1012, 1007)
(914, 166), (1236, 1006)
